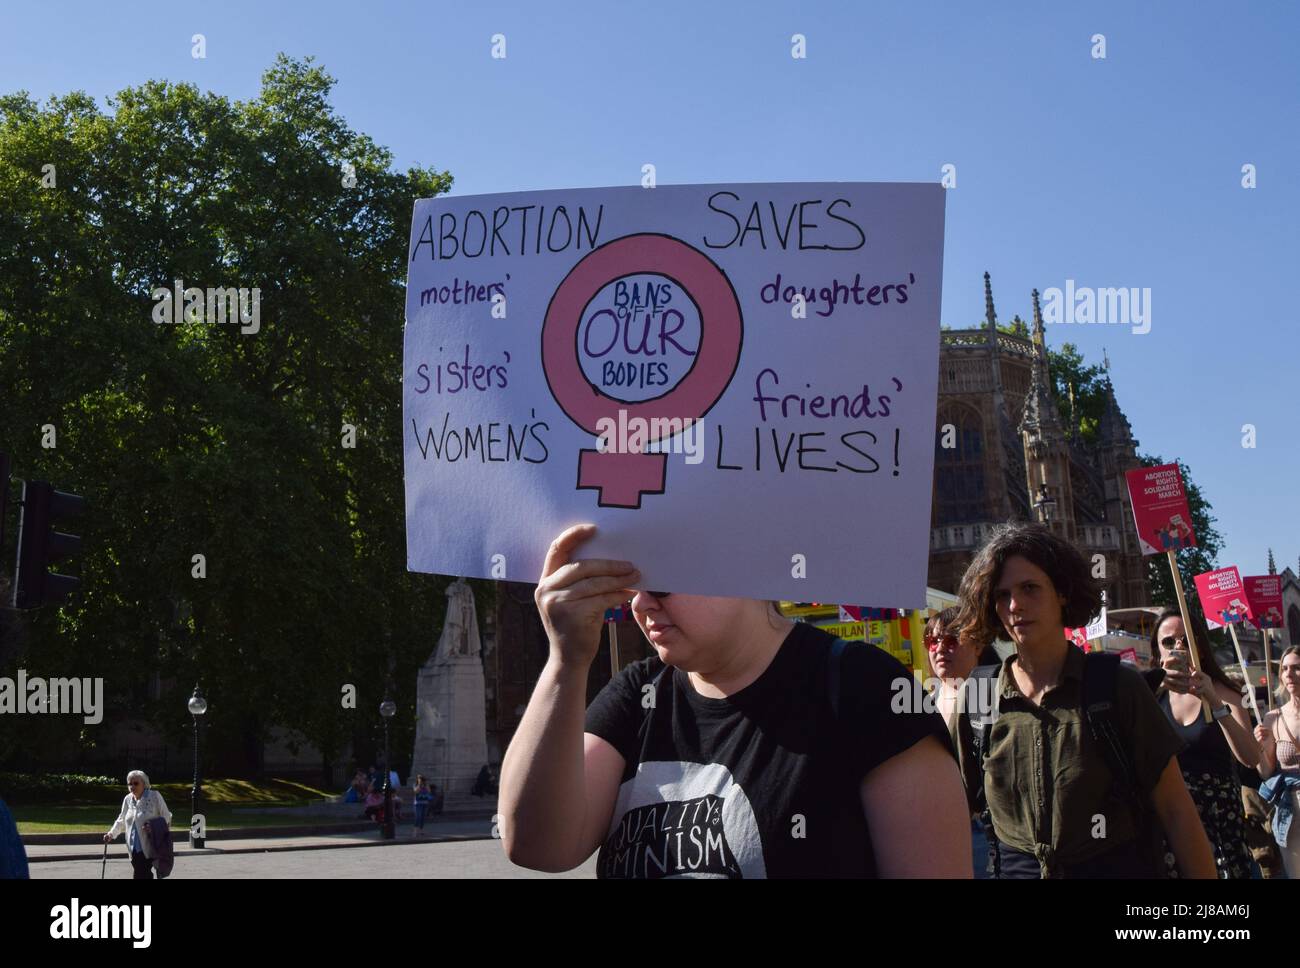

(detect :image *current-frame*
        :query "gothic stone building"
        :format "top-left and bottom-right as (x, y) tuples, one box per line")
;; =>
(928, 273), (1152, 609)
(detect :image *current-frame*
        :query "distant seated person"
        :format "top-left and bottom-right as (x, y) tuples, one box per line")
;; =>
(472, 765), (492, 797)
(343, 770), (367, 803)
(363, 788), (385, 821)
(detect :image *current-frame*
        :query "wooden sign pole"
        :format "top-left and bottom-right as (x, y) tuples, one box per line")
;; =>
(1263, 627), (1276, 713)
(608, 618), (621, 678)
(1226, 623), (1261, 727)
(1166, 549), (1213, 723)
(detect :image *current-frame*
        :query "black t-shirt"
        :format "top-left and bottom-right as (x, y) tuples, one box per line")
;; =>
(583, 622), (952, 878)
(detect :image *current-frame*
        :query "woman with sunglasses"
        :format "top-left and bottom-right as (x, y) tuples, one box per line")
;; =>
(1148, 608), (1260, 878)
(104, 770), (172, 880)
(924, 606), (997, 729)
(499, 524), (972, 878)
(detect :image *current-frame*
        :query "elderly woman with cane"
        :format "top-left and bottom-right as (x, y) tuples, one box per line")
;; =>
(103, 770), (172, 879)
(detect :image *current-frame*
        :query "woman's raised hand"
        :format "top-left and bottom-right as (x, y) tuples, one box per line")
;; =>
(534, 524), (639, 669)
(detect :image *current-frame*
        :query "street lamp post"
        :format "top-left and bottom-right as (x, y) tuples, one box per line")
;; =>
(187, 685), (208, 848)
(380, 697), (396, 840)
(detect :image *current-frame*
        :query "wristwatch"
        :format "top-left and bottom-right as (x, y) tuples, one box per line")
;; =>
(1211, 703), (1232, 722)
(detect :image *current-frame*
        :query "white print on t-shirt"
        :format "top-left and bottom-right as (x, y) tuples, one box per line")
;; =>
(600, 761), (765, 879)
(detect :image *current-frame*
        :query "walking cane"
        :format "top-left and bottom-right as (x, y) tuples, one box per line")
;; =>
(100, 840), (108, 879)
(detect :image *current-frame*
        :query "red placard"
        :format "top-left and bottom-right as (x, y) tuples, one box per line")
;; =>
(1243, 575), (1283, 629)
(1193, 566), (1253, 629)
(1124, 464), (1197, 555)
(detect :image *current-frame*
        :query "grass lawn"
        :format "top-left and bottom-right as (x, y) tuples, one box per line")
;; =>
(11, 777), (347, 834)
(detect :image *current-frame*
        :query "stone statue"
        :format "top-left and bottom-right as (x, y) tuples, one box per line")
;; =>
(413, 576), (488, 795)
(436, 578), (480, 661)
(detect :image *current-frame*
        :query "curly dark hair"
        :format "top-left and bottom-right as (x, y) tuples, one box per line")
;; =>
(955, 522), (1102, 646)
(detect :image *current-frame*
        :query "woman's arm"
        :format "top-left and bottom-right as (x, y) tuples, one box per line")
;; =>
(106, 796), (128, 840)
(860, 734), (972, 877)
(1254, 711), (1279, 778)
(498, 525), (638, 872)
(499, 658), (626, 871)
(1208, 681), (1262, 769)
(1149, 758), (1216, 878)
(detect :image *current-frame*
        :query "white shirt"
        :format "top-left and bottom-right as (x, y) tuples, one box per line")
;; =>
(108, 789), (173, 858)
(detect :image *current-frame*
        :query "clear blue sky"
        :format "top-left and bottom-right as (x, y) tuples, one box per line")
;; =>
(3, 0), (1296, 580)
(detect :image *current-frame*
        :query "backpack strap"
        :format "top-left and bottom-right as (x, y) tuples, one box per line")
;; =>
(826, 637), (848, 720)
(1081, 652), (1145, 821)
(961, 663), (1003, 876)
(963, 664), (1002, 773)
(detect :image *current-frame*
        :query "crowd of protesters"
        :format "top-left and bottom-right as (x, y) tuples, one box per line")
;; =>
(501, 520), (1300, 879)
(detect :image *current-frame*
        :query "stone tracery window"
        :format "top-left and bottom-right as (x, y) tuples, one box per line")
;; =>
(934, 406), (987, 525)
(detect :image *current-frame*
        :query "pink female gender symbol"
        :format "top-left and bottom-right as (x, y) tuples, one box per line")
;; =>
(541, 233), (743, 508)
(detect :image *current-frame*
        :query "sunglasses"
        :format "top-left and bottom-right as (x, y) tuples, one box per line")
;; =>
(1160, 634), (1189, 648)
(924, 634), (960, 651)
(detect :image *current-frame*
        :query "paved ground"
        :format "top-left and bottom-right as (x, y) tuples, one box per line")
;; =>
(24, 815), (983, 879)
(24, 817), (496, 862)
(30, 836), (597, 879)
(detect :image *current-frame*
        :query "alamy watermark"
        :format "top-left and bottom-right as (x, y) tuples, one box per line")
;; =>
(152, 279), (261, 334)
(0, 670), (103, 724)
(890, 674), (997, 716)
(50, 899), (150, 948)
(1039, 280), (1151, 334)
(594, 409), (704, 464)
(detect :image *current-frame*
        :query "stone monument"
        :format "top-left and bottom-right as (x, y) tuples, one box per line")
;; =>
(411, 579), (488, 796)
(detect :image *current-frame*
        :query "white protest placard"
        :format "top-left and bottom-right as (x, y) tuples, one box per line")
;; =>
(403, 183), (944, 605)
(1086, 589), (1108, 640)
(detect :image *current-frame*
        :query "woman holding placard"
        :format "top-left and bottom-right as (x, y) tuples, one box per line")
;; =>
(498, 524), (972, 878)
(1255, 646), (1300, 877)
(1148, 608), (1259, 878)
(950, 523), (1215, 878)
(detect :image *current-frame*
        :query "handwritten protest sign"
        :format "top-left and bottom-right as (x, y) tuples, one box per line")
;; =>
(1243, 575), (1283, 629)
(403, 183), (945, 604)
(1193, 566), (1253, 629)
(1124, 463), (1197, 555)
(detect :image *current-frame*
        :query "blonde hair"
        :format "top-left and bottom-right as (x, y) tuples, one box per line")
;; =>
(1276, 646), (1300, 706)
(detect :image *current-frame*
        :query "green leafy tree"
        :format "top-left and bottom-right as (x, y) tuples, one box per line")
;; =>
(1046, 343), (1107, 442)
(0, 56), (466, 783)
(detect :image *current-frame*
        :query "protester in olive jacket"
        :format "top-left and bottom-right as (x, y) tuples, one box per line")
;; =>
(104, 770), (173, 880)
